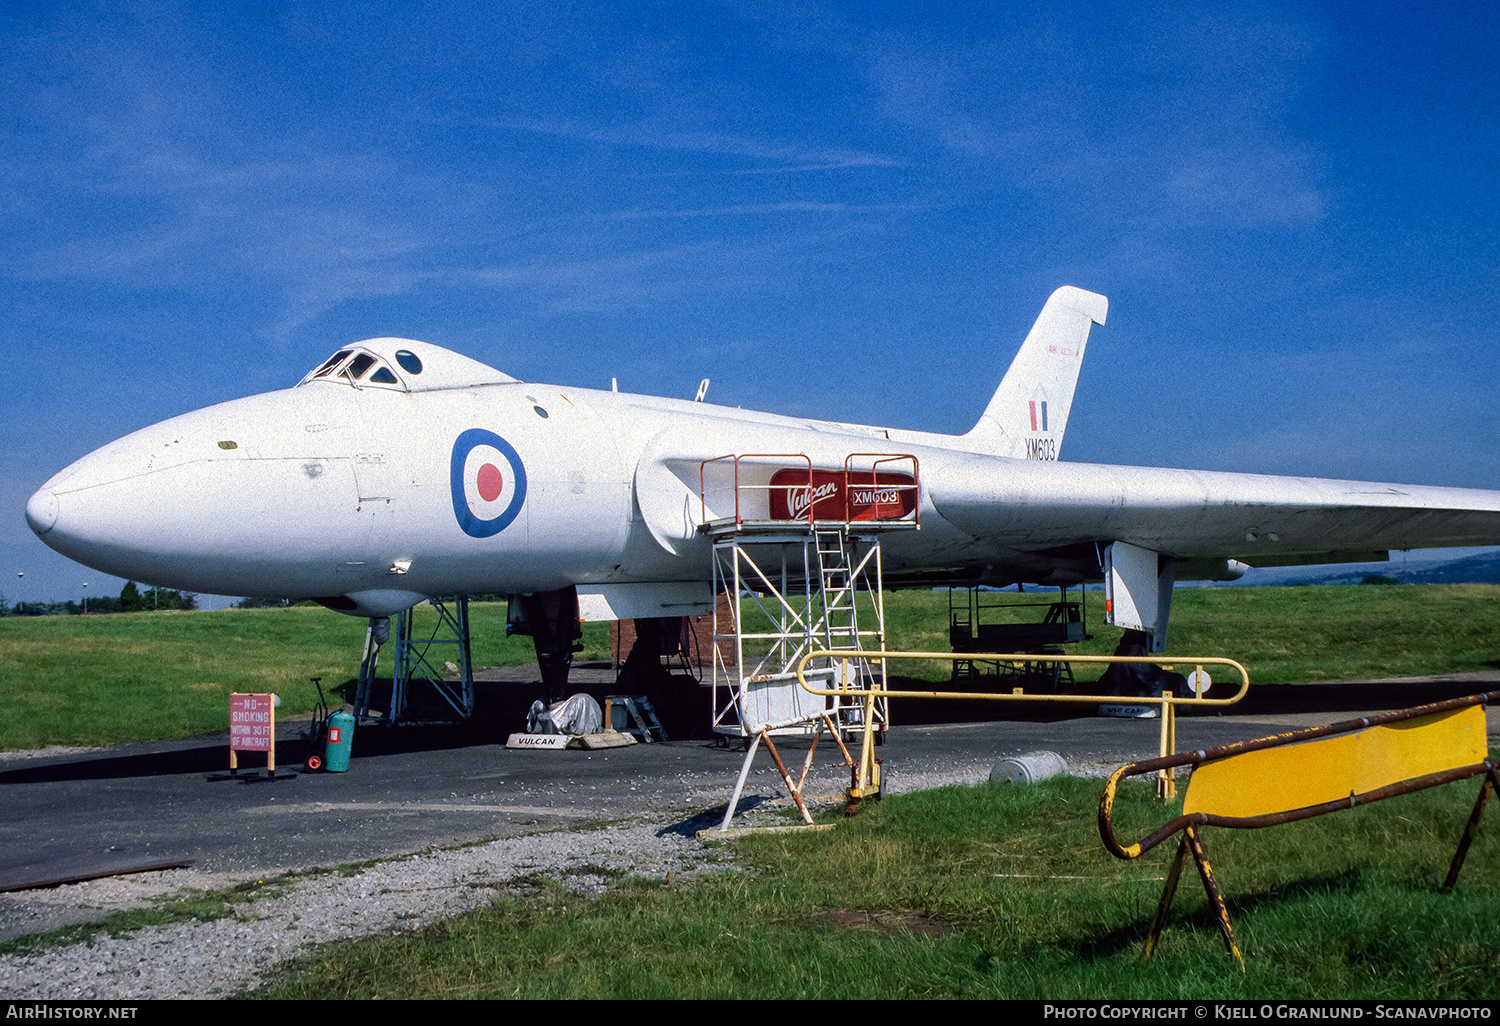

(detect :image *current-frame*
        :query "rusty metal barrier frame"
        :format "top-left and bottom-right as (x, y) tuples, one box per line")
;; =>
(795, 650), (1250, 805)
(1097, 691), (1499, 968)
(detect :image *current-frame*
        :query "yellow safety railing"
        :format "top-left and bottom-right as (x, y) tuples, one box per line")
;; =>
(794, 650), (1249, 803)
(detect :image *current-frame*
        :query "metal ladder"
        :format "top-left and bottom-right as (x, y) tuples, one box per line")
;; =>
(816, 529), (859, 654)
(815, 528), (879, 737)
(607, 694), (668, 742)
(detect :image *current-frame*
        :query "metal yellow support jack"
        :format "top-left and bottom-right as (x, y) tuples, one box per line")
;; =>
(842, 669), (884, 815)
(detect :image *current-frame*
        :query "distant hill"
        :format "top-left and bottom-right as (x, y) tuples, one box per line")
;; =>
(1228, 550), (1500, 588)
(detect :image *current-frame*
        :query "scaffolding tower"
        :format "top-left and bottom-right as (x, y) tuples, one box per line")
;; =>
(700, 454), (920, 741)
(352, 595), (475, 725)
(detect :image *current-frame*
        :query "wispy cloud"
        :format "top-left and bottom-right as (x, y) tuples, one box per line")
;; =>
(613, 200), (920, 219)
(860, 7), (1328, 230)
(466, 238), (774, 318)
(490, 116), (902, 171)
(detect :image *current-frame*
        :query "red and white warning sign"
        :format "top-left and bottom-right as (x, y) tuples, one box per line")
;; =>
(230, 693), (275, 752)
(229, 692), (278, 775)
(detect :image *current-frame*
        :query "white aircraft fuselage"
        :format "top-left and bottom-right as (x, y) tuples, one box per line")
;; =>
(27, 288), (1500, 634)
(22, 345), (1022, 613)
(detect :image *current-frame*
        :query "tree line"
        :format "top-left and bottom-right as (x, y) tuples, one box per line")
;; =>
(3, 581), (198, 616)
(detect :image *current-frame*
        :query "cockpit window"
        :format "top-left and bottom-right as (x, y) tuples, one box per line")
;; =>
(312, 349), (352, 378)
(346, 353), (377, 380)
(300, 347), (408, 391)
(298, 338), (515, 390)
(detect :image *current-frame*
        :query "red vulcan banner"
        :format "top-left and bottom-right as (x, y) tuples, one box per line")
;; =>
(769, 468), (917, 522)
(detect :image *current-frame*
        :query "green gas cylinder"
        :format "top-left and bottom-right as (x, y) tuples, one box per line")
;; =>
(325, 710), (356, 772)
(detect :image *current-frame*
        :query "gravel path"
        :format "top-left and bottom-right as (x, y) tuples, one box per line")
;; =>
(0, 760), (995, 1000)
(0, 806), (748, 999)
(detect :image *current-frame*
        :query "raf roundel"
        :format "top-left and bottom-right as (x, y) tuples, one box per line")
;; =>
(450, 428), (527, 538)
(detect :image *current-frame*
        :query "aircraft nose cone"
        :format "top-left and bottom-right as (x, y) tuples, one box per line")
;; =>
(25, 487), (58, 536)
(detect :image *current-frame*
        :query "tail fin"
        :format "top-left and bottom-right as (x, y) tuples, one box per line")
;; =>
(962, 286), (1107, 459)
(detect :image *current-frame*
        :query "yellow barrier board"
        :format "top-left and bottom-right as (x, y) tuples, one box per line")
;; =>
(1183, 704), (1488, 820)
(1100, 692), (1499, 968)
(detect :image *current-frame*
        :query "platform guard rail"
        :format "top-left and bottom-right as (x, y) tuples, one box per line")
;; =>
(1097, 692), (1499, 968)
(794, 650), (1250, 805)
(699, 452), (920, 528)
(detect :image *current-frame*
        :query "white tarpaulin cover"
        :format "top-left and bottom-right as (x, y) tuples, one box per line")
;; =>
(526, 694), (604, 736)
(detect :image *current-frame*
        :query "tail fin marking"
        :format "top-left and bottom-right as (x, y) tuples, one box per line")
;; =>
(962, 286), (1107, 459)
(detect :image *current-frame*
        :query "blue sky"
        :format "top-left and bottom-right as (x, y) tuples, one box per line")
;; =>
(4, 1), (1497, 607)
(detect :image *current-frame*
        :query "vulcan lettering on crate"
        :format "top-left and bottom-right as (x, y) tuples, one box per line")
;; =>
(769, 468), (917, 521)
(786, 481), (839, 520)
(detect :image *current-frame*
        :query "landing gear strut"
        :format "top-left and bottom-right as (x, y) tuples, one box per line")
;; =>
(517, 587), (582, 703)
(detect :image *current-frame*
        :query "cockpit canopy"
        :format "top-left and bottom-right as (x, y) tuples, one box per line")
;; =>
(296, 338), (519, 392)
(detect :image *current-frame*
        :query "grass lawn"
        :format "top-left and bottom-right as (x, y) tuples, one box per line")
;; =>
(3, 584), (1498, 750)
(254, 773), (1500, 1000)
(0, 602), (610, 750)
